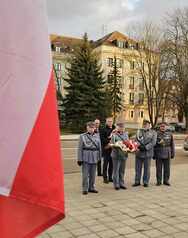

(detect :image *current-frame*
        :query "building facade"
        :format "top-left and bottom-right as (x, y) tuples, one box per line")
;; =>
(50, 34), (83, 98)
(50, 31), (150, 128)
(93, 31), (149, 127)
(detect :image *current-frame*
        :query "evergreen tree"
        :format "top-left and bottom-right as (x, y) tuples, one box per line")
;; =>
(63, 33), (107, 132)
(107, 56), (123, 121)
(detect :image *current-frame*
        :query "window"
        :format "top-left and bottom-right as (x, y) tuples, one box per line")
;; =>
(139, 78), (144, 90)
(116, 58), (123, 68)
(130, 110), (134, 118)
(60, 47), (65, 53)
(117, 41), (124, 48)
(118, 76), (123, 88)
(140, 111), (144, 118)
(56, 71), (62, 79)
(55, 47), (61, 53)
(122, 77), (126, 87)
(152, 79), (156, 88)
(107, 74), (113, 83)
(130, 61), (135, 70)
(107, 58), (113, 67)
(57, 77), (62, 87)
(107, 75), (122, 86)
(138, 93), (144, 104)
(129, 93), (134, 104)
(116, 41), (130, 49)
(124, 41), (129, 48)
(129, 77), (134, 89)
(51, 44), (55, 51)
(55, 63), (62, 71)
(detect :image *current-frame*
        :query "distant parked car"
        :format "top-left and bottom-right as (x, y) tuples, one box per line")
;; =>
(184, 136), (188, 151)
(169, 122), (186, 132)
(167, 124), (176, 132)
(178, 122), (186, 131)
(169, 123), (182, 132)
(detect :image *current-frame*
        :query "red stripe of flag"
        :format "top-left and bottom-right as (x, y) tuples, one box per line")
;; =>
(0, 72), (65, 238)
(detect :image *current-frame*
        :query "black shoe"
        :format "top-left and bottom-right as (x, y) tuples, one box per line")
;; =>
(120, 185), (127, 190)
(115, 187), (120, 190)
(143, 184), (148, 187)
(109, 178), (113, 183)
(103, 179), (109, 184)
(156, 182), (161, 186)
(88, 189), (99, 193)
(82, 191), (88, 195)
(98, 174), (103, 176)
(132, 183), (141, 187)
(164, 182), (171, 186)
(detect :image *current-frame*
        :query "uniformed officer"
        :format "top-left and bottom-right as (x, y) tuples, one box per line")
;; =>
(133, 120), (157, 187)
(94, 118), (102, 176)
(111, 122), (129, 190)
(100, 117), (115, 183)
(77, 121), (102, 195)
(154, 122), (175, 186)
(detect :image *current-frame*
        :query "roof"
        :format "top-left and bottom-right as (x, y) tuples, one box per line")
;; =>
(50, 34), (83, 49)
(50, 31), (137, 47)
(50, 31), (140, 52)
(94, 31), (137, 47)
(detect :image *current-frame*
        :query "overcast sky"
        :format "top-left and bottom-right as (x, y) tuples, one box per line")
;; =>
(46, 0), (188, 40)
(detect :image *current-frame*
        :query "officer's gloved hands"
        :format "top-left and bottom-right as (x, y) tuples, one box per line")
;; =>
(77, 161), (83, 166)
(139, 144), (146, 151)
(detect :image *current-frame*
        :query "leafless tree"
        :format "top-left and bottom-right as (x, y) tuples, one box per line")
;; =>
(127, 22), (170, 128)
(164, 8), (188, 128)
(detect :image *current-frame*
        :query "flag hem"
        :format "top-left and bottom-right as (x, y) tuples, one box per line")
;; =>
(10, 193), (64, 212)
(25, 213), (65, 238)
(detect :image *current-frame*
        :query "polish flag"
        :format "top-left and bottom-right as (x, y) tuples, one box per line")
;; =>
(0, 1), (65, 237)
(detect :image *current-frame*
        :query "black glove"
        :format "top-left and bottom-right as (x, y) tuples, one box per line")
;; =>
(77, 161), (83, 166)
(139, 144), (146, 151)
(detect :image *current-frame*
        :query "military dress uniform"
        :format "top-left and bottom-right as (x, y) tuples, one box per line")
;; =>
(134, 128), (157, 186)
(154, 130), (175, 185)
(77, 132), (102, 193)
(111, 131), (129, 190)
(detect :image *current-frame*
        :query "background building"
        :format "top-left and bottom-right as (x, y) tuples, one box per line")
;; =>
(50, 34), (83, 97)
(50, 31), (150, 127)
(93, 31), (148, 128)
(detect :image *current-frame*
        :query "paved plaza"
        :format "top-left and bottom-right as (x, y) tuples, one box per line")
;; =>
(40, 159), (188, 238)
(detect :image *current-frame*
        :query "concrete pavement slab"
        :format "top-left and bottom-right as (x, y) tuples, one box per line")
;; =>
(39, 163), (188, 238)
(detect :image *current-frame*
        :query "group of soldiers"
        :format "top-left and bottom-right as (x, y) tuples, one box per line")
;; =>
(77, 117), (175, 195)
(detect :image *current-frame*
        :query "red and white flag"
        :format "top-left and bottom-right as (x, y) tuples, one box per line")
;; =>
(0, 1), (65, 237)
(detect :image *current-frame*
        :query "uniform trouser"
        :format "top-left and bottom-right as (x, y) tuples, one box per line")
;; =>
(97, 160), (102, 175)
(156, 158), (170, 183)
(112, 158), (126, 188)
(82, 162), (97, 192)
(103, 152), (113, 180)
(135, 157), (151, 184)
